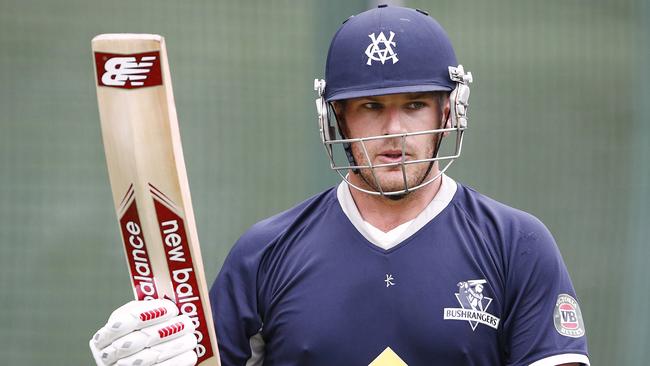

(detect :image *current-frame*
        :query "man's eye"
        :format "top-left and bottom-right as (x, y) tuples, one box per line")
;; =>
(406, 102), (426, 110)
(362, 102), (382, 110)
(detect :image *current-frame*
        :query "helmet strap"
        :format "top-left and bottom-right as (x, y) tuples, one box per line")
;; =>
(415, 105), (449, 189)
(331, 102), (360, 174)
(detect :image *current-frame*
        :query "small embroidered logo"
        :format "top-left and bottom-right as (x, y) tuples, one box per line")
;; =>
(385, 274), (395, 287)
(365, 31), (398, 66)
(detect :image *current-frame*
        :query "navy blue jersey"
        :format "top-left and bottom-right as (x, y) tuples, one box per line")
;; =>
(210, 182), (589, 366)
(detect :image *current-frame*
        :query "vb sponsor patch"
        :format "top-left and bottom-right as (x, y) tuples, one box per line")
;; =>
(553, 294), (585, 338)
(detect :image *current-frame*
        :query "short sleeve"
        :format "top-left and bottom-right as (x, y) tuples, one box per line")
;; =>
(501, 216), (589, 366)
(209, 238), (264, 366)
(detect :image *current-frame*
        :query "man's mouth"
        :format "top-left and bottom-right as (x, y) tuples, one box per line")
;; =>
(377, 150), (407, 164)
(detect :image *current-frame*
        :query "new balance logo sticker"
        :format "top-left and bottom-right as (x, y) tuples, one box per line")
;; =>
(365, 31), (398, 66)
(443, 279), (500, 331)
(553, 294), (585, 338)
(158, 322), (185, 339)
(94, 51), (163, 89)
(139, 307), (168, 322)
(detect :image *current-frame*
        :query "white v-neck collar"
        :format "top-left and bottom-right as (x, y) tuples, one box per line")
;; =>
(336, 174), (457, 251)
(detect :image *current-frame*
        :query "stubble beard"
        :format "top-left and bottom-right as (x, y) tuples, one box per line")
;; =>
(350, 136), (438, 198)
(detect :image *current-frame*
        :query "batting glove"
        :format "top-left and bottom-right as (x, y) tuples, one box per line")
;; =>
(90, 299), (198, 366)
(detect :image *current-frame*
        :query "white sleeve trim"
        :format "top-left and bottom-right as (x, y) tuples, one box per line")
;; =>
(528, 353), (590, 366)
(245, 332), (265, 366)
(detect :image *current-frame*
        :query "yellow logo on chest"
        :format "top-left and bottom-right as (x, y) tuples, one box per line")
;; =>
(368, 347), (408, 366)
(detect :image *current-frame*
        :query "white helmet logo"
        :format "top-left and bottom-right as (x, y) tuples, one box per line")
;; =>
(365, 31), (398, 66)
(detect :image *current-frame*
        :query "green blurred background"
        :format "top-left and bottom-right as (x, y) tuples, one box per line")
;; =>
(0, 0), (647, 364)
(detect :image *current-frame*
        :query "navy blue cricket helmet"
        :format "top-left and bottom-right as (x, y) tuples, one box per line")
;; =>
(314, 5), (473, 196)
(323, 5), (458, 102)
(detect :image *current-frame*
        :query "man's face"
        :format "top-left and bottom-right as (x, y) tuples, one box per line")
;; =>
(336, 92), (449, 195)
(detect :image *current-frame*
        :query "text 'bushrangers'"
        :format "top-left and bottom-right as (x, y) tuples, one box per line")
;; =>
(443, 308), (500, 329)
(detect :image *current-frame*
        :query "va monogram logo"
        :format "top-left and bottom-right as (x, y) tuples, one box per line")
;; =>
(365, 31), (398, 66)
(443, 279), (500, 331)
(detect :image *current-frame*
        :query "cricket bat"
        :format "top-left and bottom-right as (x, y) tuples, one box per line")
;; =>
(92, 34), (220, 365)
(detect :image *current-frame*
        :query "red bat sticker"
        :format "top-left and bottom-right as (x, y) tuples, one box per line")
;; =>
(95, 51), (162, 89)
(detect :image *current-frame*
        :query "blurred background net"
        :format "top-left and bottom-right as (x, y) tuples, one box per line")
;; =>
(0, 0), (647, 364)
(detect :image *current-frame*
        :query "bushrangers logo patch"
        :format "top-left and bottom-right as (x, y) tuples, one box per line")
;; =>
(553, 294), (585, 338)
(443, 279), (500, 330)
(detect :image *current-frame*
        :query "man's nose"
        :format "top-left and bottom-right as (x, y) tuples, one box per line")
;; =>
(382, 107), (406, 135)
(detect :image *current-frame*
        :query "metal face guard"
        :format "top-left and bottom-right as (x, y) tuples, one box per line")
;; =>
(314, 64), (472, 196)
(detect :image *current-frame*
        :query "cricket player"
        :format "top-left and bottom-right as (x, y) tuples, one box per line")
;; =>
(91, 5), (589, 366)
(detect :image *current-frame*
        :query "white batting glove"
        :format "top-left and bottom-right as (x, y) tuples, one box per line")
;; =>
(90, 299), (198, 366)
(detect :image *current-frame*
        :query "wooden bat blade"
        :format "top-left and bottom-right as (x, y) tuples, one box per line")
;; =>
(92, 33), (220, 366)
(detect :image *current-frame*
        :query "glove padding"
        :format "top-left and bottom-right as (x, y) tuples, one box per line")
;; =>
(90, 299), (198, 366)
